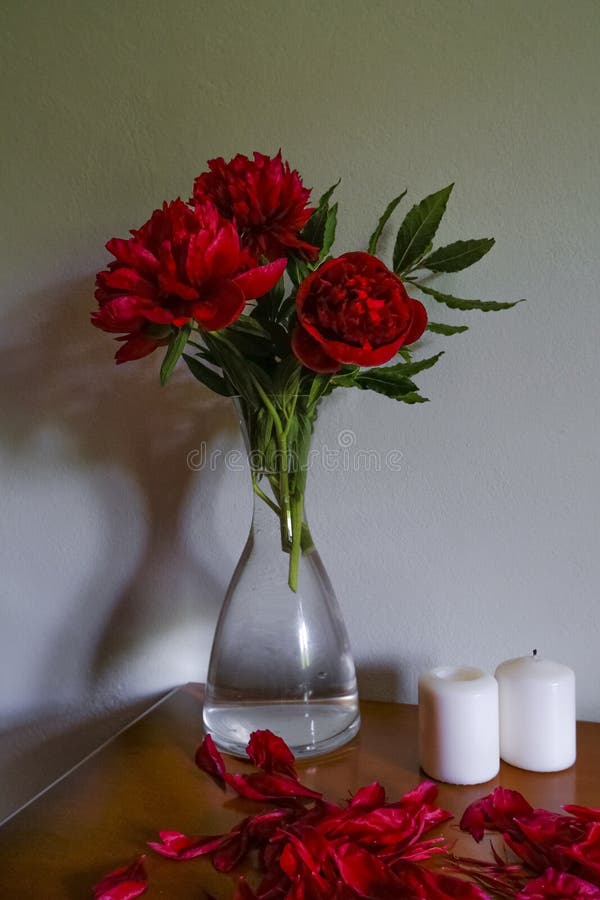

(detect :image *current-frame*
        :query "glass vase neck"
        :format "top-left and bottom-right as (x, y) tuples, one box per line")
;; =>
(232, 396), (314, 589)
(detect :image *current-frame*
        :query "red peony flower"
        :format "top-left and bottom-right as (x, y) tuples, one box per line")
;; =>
(292, 251), (427, 373)
(193, 151), (318, 261)
(92, 199), (286, 364)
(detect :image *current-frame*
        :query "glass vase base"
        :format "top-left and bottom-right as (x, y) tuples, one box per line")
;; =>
(203, 699), (361, 758)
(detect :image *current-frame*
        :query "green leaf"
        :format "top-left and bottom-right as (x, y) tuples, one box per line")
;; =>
(396, 392), (429, 404)
(386, 352), (444, 377)
(318, 179), (341, 208)
(287, 255), (311, 289)
(427, 321), (469, 335)
(274, 355), (302, 405)
(418, 283), (525, 311)
(367, 190), (407, 255)
(227, 315), (272, 340)
(306, 373), (334, 409)
(302, 181), (340, 250)
(331, 365), (360, 387)
(298, 180), (341, 267)
(420, 238), (495, 273)
(354, 369), (419, 400)
(393, 184), (454, 275)
(250, 277), (285, 323)
(319, 202), (338, 261)
(208, 333), (263, 403)
(223, 316), (275, 359)
(160, 323), (191, 386)
(276, 294), (297, 327)
(183, 354), (231, 396)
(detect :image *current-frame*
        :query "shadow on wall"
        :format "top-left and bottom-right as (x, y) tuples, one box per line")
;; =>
(0, 276), (244, 818)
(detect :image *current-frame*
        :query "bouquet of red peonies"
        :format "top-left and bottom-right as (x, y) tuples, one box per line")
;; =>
(93, 151), (521, 589)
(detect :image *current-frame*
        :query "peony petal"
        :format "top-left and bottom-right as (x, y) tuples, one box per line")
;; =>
(349, 782), (386, 809)
(234, 258), (287, 301)
(115, 334), (161, 364)
(517, 867), (600, 898)
(402, 297), (428, 346)
(93, 855), (148, 900)
(300, 321), (404, 367)
(291, 325), (341, 374)
(202, 219), (244, 280)
(246, 729), (298, 779)
(195, 734), (227, 784)
(106, 238), (159, 275)
(564, 805), (600, 823)
(193, 278), (246, 330)
(334, 841), (403, 897)
(460, 787), (534, 842)
(224, 771), (322, 802)
(97, 267), (156, 298)
(148, 829), (228, 860)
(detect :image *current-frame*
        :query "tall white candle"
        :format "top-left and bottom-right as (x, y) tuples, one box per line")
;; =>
(418, 666), (500, 785)
(495, 652), (576, 772)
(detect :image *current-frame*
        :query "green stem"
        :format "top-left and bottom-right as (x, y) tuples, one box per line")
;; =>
(289, 491), (304, 592)
(251, 379), (293, 557)
(252, 476), (281, 517)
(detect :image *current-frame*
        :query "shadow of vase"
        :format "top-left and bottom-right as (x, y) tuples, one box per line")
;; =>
(0, 275), (249, 817)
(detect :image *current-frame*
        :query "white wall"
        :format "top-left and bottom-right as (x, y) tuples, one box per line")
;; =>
(1, 0), (599, 820)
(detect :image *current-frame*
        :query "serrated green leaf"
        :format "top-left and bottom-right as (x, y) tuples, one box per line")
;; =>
(319, 202), (338, 261)
(386, 352), (444, 377)
(420, 238), (495, 273)
(367, 190), (407, 255)
(418, 283), (525, 311)
(183, 354), (231, 396)
(393, 184), (454, 275)
(160, 323), (191, 386)
(427, 321), (469, 335)
(354, 370), (419, 400)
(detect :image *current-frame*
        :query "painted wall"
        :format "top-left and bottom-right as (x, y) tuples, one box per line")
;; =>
(1, 0), (599, 820)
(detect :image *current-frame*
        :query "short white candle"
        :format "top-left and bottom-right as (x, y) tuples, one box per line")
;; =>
(418, 666), (500, 785)
(495, 652), (576, 772)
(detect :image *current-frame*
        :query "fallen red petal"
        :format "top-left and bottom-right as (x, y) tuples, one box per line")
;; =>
(195, 733), (227, 784)
(93, 855), (148, 900)
(246, 729), (298, 779)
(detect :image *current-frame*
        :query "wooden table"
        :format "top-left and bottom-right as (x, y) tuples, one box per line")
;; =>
(1, 685), (599, 898)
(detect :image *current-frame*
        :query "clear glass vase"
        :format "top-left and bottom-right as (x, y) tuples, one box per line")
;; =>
(203, 400), (360, 757)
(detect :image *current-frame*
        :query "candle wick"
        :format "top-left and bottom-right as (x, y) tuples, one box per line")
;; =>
(533, 649), (537, 657)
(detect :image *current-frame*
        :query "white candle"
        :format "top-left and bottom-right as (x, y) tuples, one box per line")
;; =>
(418, 666), (500, 785)
(495, 652), (576, 772)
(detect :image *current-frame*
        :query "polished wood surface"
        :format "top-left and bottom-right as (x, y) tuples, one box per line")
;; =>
(1, 685), (599, 898)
